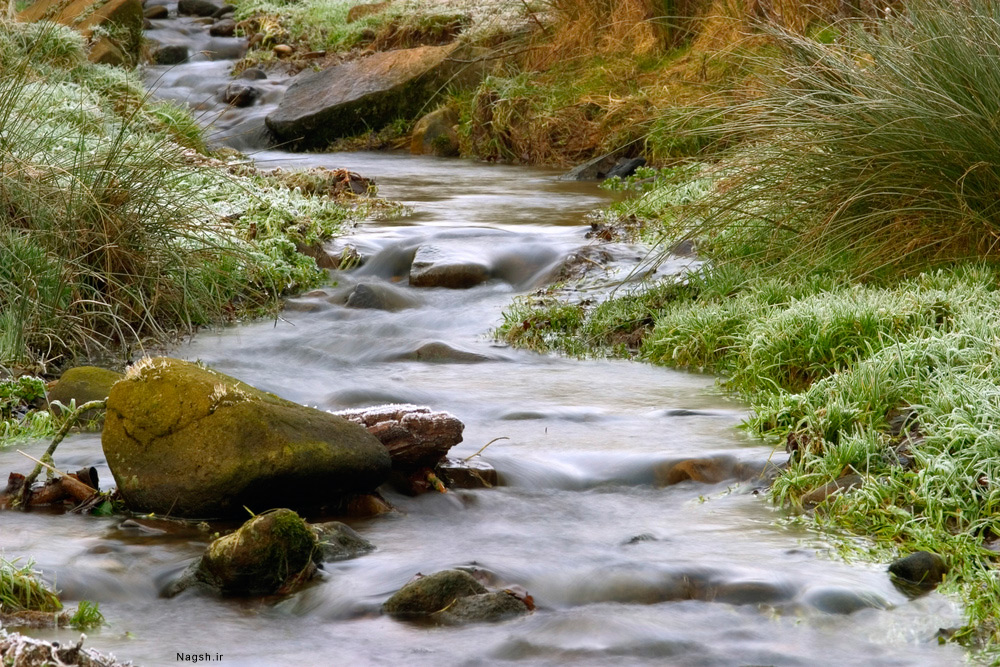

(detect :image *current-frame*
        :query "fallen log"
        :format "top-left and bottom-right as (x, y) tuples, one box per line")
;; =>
(334, 404), (464, 468)
(1, 470), (98, 509)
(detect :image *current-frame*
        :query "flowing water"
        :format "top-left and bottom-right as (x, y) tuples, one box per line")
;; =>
(0, 8), (968, 666)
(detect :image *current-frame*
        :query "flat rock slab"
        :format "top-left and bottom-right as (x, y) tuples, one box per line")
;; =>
(409, 244), (491, 288)
(267, 44), (463, 148)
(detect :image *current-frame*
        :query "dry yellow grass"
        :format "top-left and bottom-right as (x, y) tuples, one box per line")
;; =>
(462, 0), (892, 165)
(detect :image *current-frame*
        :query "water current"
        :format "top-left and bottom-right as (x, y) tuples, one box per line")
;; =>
(0, 6), (969, 666)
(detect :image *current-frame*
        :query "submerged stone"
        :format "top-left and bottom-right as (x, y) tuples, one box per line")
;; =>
(345, 283), (419, 311)
(435, 591), (529, 624)
(409, 245), (491, 289)
(435, 457), (498, 489)
(803, 586), (890, 615)
(311, 521), (375, 562)
(177, 0), (219, 16)
(383, 569), (486, 615)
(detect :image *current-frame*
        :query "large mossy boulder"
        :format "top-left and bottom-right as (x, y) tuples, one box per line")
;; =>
(102, 357), (391, 518)
(196, 509), (317, 596)
(266, 44), (480, 149)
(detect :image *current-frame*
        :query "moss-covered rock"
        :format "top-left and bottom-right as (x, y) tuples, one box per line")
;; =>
(435, 590), (529, 624)
(383, 569), (532, 624)
(196, 509), (317, 596)
(102, 357), (391, 518)
(410, 106), (459, 157)
(382, 569), (486, 615)
(47, 366), (122, 413)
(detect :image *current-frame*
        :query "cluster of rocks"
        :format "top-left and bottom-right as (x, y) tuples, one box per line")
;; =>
(160, 508), (532, 626)
(145, 0), (243, 66)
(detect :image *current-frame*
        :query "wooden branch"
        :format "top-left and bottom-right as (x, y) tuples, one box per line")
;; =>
(17, 399), (106, 509)
(334, 404), (464, 468)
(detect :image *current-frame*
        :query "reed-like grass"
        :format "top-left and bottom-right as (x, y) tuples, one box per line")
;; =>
(659, 0), (1000, 276)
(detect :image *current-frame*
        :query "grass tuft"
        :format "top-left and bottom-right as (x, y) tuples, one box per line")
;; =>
(0, 558), (61, 614)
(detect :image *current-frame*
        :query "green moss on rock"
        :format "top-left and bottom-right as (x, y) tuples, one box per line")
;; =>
(196, 508), (317, 595)
(101, 357), (392, 518)
(382, 569), (486, 615)
(47, 366), (122, 413)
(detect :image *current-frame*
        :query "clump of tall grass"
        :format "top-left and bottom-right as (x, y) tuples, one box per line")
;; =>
(662, 0), (1000, 275)
(0, 20), (358, 371)
(0, 558), (61, 614)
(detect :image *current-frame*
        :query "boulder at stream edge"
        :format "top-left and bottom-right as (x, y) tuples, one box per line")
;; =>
(47, 366), (123, 411)
(266, 44), (478, 149)
(102, 357), (391, 518)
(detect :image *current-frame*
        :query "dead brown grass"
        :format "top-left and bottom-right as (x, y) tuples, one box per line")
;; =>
(462, 0), (898, 166)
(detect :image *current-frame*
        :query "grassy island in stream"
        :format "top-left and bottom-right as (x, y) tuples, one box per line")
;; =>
(488, 0), (1000, 658)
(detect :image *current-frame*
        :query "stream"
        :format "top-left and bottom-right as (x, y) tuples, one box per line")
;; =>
(0, 6), (969, 666)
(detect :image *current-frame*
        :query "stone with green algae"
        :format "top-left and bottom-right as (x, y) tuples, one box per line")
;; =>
(196, 508), (317, 596)
(101, 357), (391, 518)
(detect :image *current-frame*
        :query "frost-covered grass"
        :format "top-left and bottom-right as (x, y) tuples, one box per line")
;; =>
(0, 558), (61, 614)
(0, 20), (370, 372)
(497, 3), (1000, 648)
(232, 0), (528, 69)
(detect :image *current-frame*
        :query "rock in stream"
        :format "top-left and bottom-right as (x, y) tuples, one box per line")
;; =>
(102, 357), (391, 518)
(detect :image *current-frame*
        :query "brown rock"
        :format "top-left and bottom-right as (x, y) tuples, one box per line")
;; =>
(88, 36), (127, 65)
(209, 17), (236, 35)
(22, 0), (144, 64)
(410, 106), (459, 156)
(221, 82), (261, 107)
(273, 44), (294, 57)
(655, 455), (739, 486)
(143, 4), (168, 18)
(334, 404), (464, 468)
(295, 241), (337, 269)
(435, 457), (498, 489)
(801, 473), (865, 507)
(409, 245), (491, 289)
(266, 43), (484, 149)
